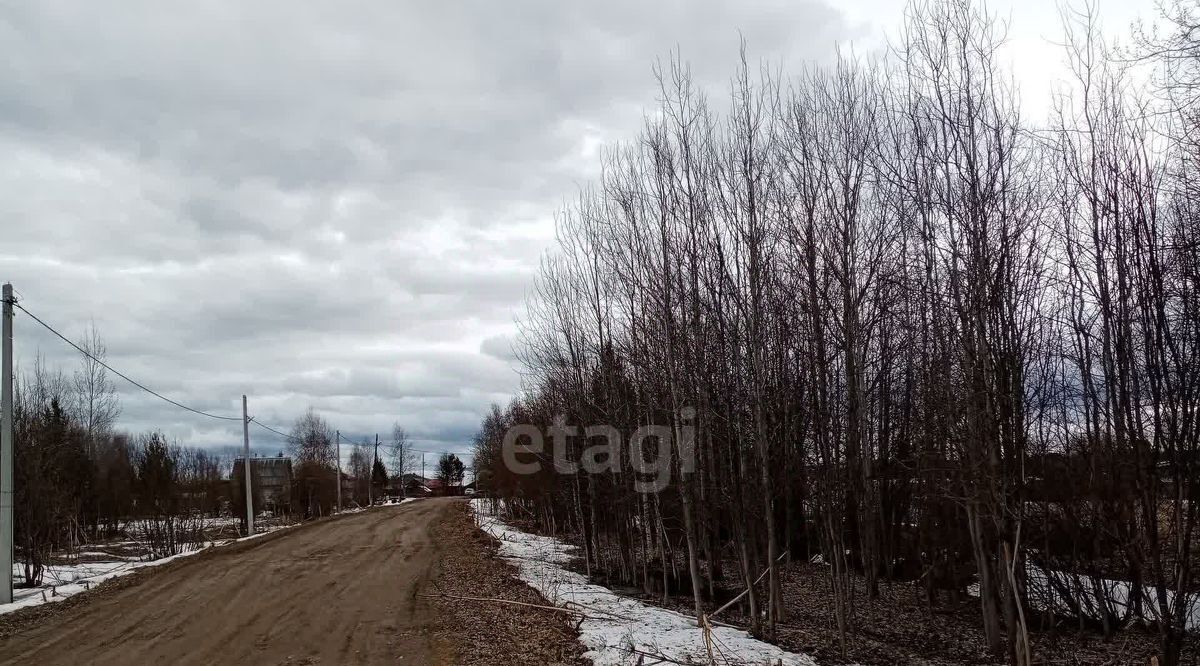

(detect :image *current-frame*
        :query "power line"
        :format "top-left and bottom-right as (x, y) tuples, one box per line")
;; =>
(11, 297), (478, 458)
(248, 422), (472, 460)
(249, 418), (295, 441)
(332, 431), (472, 458)
(11, 300), (242, 422)
(415, 448), (474, 458)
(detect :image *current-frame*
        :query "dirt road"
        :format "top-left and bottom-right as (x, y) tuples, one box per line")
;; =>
(0, 498), (456, 665)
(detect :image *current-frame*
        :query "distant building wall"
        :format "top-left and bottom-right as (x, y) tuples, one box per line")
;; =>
(235, 456), (294, 515)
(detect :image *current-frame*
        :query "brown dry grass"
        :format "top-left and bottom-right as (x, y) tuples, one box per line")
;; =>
(429, 501), (590, 666)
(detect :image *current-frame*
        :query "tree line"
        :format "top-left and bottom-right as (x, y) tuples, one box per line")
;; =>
(472, 1), (1200, 663)
(13, 330), (422, 588)
(14, 338), (225, 586)
(281, 408), (419, 514)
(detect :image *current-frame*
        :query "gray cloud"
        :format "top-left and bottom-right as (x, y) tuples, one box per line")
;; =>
(0, 0), (852, 463)
(480, 334), (520, 364)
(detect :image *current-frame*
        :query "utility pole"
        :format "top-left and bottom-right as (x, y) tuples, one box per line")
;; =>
(242, 395), (254, 536)
(335, 430), (342, 513)
(1, 284), (14, 604)
(367, 433), (376, 506)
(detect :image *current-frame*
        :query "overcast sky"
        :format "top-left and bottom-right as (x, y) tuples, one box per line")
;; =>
(0, 0), (1151, 465)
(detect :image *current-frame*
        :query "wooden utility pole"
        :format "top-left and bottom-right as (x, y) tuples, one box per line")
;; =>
(241, 395), (254, 536)
(335, 430), (342, 512)
(1, 284), (14, 604)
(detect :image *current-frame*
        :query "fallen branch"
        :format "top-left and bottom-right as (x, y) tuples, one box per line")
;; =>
(709, 551), (789, 622)
(563, 599), (638, 623)
(420, 592), (587, 617)
(620, 645), (698, 666)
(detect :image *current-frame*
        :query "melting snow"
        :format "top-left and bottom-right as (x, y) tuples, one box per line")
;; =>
(969, 562), (1200, 632)
(471, 498), (820, 666)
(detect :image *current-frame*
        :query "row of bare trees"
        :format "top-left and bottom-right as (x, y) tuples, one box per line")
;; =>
(287, 409), (418, 514)
(15, 348), (226, 584)
(473, 1), (1200, 663)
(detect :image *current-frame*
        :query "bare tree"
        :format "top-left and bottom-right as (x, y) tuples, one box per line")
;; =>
(389, 422), (417, 496)
(71, 322), (120, 460)
(289, 407), (336, 517)
(348, 441), (371, 506)
(470, 3), (1199, 663)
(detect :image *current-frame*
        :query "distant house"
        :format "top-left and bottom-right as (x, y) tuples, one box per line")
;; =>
(233, 456), (293, 515)
(427, 478), (465, 496)
(401, 473), (433, 497)
(398, 473), (467, 496)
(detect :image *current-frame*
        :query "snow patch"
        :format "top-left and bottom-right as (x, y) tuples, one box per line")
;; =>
(471, 498), (820, 666)
(3, 522), (298, 616)
(968, 563), (1200, 632)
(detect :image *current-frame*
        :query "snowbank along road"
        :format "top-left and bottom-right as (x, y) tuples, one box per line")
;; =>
(0, 498), (456, 665)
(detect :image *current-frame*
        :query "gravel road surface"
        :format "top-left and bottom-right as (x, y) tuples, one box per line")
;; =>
(0, 498), (456, 665)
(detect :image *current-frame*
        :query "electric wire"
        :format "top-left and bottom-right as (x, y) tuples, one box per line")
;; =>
(9, 297), (476, 461)
(10, 299), (242, 422)
(249, 418), (295, 441)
